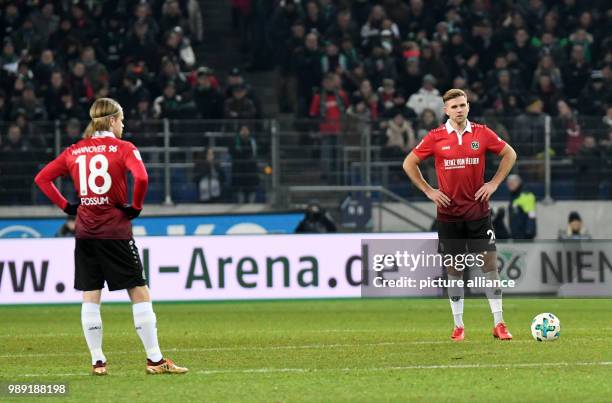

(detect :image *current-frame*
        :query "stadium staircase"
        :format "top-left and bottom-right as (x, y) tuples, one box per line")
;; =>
(197, 0), (279, 116)
(195, 3), (434, 230)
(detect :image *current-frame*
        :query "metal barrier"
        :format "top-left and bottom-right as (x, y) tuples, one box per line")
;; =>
(0, 115), (609, 206)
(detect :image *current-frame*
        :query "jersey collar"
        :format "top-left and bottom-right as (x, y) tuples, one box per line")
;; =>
(92, 131), (116, 138)
(445, 119), (472, 145)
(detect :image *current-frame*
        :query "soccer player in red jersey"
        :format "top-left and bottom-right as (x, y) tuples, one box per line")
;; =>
(403, 89), (517, 341)
(35, 98), (188, 375)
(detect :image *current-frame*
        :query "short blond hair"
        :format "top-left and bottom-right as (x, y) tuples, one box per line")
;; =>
(83, 98), (123, 139)
(442, 88), (467, 103)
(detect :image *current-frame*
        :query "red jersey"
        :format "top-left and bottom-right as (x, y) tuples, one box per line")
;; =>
(412, 120), (506, 222)
(35, 131), (148, 239)
(309, 91), (349, 135)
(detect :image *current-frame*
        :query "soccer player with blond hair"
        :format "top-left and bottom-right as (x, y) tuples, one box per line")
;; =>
(35, 98), (188, 375)
(403, 89), (517, 341)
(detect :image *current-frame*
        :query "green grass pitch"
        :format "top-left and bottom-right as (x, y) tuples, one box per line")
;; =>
(1, 299), (611, 402)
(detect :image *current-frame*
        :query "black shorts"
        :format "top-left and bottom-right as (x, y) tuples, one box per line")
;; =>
(74, 238), (147, 291)
(437, 215), (496, 255)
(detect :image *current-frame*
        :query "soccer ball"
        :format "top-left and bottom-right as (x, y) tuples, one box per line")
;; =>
(531, 313), (561, 341)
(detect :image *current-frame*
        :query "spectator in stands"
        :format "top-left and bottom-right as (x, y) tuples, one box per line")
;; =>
(123, 21), (159, 73)
(382, 112), (415, 161)
(326, 9), (359, 43)
(574, 135), (602, 199)
(193, 67), (224, 120)
(63, 118), (82, 146)
(12, 83), (47, 121)
(378, 78), (396, 113)
(160, 0), (189, 35)
(387, 92), (416, 122)
(118, 72), (151, 120)
(153, 80), (192, 119)
(534, 74), (561, 116)
(486, 69), (523, 114)
(195, 148), (224, 203)
(399, 59), (423, 99)
(419, 42), (449, 90)
(321, 40), (347, 76)
(160, 27), (196, 70)
(513, 97), (548, 161)
(68, 61), (94, 109)
(13, 16), (45, 53)
(224, 67), (262, 118)
(80, 46), (109, 93)
(0, 90), (8, 121)
(224, 83), (256, 120)
(363, 42), (396, 89)
(354, 79), (379, 120)
(562, 44), (591, 104)
(407, 74), (444, 122)
(536, 30), (566, 66)
(556, 100), (583, 156)
(309, 73), (349, 182)
(295, 32), (322, 117)
(304, 0), (327, 34)
(414, 108), (438, 140)
(603, 106), (612, 133)
(558, 211), (591, 240)
(506, 174), (537, 240)
(157, 57), (189, 97)
(0, 124), (31, 204)
(230, 125), (259, 203)
(268, 0), (301, 60)
(360, 5), (388, 49)
(342, 62), (367, 95)
(507, 28), (538, 88)
(533, 54), (563, 90)
(31, 3), (60, 43)
(97, 15), (125, 72)
(0, 38), (18, 71)
(55, 91), (86, 121)
(277, 19), (305, 113)
(34, 49), (58, 86)
(345, 93), (372, 147)
(131, 2), (160, 38)
(578, 70), (610, 117)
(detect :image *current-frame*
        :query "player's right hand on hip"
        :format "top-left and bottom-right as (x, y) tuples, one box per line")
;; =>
(115, 204), (142, 220)
(425, 188), (451, 208)
(63, 202), (80, 216)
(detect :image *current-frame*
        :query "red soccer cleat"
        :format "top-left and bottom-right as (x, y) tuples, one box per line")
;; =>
(451, 327), (465, 341)
(493, 322), (513, 340)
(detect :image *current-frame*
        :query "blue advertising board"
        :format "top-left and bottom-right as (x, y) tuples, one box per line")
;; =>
(0, 213), (305, 238)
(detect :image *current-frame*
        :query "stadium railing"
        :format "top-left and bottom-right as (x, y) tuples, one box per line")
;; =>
(0, 116), (608, 207)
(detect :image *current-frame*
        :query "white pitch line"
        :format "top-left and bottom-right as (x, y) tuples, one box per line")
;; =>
(15, 361), (612, 378)
(0, 339), (535, 359)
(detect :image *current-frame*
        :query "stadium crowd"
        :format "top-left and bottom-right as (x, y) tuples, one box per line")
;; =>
(264, 1), (611, 138)
(0, 1), (262, 203)
(253, 0), (611, 196)
(0, 0), (611, 204)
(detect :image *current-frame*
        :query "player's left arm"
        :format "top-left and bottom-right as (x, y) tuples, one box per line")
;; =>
(475, 135), (517, 202)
